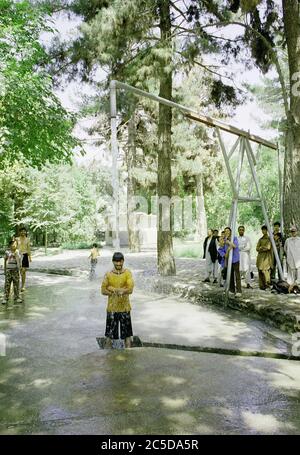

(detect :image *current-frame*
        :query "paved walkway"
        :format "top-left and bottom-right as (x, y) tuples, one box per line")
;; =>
(1, 271), (300, 434)
(11, 248), (300, 334)
(152, 271), (300, 335)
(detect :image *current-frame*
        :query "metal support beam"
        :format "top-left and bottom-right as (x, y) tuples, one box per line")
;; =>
(238, 197), (261, 203)
(109, 79), (282, 288)
(228, 203), (234, 229)
(113, 80), (277, 150)
(247, 146), (260, 198)
(228, 137), (240, 160)
(225, 138), (245, 294)
(110, 80), (120, 250)
(216, 127), (237, 197)
(245, 139), (284, 280)
(278, 146), (284, 232)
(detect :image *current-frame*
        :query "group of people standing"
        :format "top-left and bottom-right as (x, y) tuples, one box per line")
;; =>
(203, 222), (300, 296)
(2, 232), (134, 349)
(1, 227), (32, 304)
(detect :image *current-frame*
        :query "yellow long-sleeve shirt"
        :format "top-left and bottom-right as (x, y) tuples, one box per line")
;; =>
(16, 236), (31, 258)
(101, 269), (134, 312)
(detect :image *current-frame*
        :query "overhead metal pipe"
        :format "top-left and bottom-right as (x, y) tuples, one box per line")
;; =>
(110, 80), (120, 250)
(245, 138), (284, 280)
(113, 80), (277, 150)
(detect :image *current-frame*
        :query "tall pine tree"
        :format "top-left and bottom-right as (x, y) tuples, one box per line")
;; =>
(190, 0), (300, 231)
(47, 0), (239, 274)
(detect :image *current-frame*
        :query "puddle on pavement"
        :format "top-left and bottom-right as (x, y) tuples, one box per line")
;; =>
(0, 272), (296, 358)
(96, 336), (143, 350)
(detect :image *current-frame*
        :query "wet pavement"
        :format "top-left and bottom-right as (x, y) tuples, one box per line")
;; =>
(1, 269), (300, 434)
(12, 248), (300, 334)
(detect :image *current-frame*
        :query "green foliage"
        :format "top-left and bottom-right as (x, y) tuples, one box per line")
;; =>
(205, 145), (281, 232)
(240, 0), (262, 13)
(0, 159), (34, 245)
(171, 68), (225, 237)
(17, 164), (77, 238)
(39, 0), (284, 246)
(205, 173), (232, 229)
(61, 241), (95, 250)
(210, 80), (239, 109)
(0, 160), (112, 247)
(246, 58), (288, 150)
(226, 0), (281, 74)
(0, 0), (79, 167)
(174, 242), (201, 258)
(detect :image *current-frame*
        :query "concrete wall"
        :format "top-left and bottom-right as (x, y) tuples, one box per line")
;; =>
(106, 212), (157, 249)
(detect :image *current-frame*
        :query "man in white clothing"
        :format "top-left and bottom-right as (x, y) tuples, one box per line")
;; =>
(237, 225), (252, 289)
(284, 225), (300, 288)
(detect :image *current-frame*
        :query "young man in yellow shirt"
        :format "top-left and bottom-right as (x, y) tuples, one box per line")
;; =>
(16, 227), (32, 291)
(101, 252), (134, 348)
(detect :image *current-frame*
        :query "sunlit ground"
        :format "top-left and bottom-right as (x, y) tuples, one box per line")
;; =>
(0, 268), (300, 435)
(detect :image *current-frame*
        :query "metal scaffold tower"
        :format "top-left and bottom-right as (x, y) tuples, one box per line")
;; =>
(110, 80), (284, 291)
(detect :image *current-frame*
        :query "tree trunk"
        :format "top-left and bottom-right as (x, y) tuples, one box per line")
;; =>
(127, 112), (141, 252)
(282, 0), (300, 234)
(45, 227), (48, 255)
(12, 196), (22, 233)
(194, 173), (207, 242)
(157, 0), (176, 276)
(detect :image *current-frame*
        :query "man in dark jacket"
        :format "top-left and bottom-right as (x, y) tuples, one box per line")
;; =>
(271, 221), (285, 280)
(203, 229), (219, 283)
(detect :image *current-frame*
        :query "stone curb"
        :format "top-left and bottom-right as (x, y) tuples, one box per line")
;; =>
(25, 265), (300, 335)
(29, 267), (87, 277)
(153, 277), (300, 334)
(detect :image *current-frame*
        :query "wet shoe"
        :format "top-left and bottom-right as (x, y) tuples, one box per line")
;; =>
(246, 284), (253, 289)
(1, 299), (8, 305)
(125, 339), (132, 349)
(104, 338), (113, 349)
(213, 279), (218, 284)
(203, 278), (210, 283)
(14, 298), (23, 304)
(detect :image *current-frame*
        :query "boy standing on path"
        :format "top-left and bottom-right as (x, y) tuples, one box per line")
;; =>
(101, 252), (134, 348)
(16, 227), (32, 292)
(2, 240), (22, 304)
(89, 243), (100, 280)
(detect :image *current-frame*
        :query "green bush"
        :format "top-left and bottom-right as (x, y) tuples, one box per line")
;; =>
(61, 242), (93, 250)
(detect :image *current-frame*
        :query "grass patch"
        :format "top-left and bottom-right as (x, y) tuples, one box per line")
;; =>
(61, 242), (93, 250)
(174, 243), (202, 258)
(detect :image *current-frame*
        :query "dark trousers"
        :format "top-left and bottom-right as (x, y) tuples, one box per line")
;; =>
(271, 259), (283, 280)
(89, 259), (97, 280)
(230, 262), (242, 293)
(105, 312), (133, 340)
(259, 269), (271, 290)
(5, 269), (20, 300)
